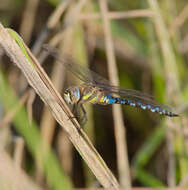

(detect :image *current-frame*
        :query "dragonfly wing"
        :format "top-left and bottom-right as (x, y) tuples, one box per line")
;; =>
(64, 58), (110, 85)
(95, 83), (153, 100)
(44, 45), (173, 112)
(60, 56), (155, 102)
(44, 45), (110, 85)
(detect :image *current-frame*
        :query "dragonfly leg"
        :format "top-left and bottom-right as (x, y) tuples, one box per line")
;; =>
(66, 104), (78, 121)
(80, 104), (87, 126)
(72, 104), (78, 116)
(70, 104), (87, 126)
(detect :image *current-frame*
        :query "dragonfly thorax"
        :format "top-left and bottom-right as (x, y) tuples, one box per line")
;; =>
(64, 84), (107, 105)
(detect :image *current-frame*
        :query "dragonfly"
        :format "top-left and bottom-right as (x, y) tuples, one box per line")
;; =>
(44, 45), (178, 123)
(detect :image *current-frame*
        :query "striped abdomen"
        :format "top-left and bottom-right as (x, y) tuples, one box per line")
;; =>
(104, 94), (178, 117)
(64, 86), (178, 117)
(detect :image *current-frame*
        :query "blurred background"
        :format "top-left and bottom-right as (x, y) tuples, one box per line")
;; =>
(0, 0), (188, 189)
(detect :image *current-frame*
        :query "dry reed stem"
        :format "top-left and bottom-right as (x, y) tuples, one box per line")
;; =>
(169, 3), (188, 36)
(0, 150), (42, 190)
(32, 0), (71, 55)
(13, 137), (25, 168)
(19, 0), (39, 44)
(47, 0), (71, 29)
(99, 0), (131, 188)
(0, 23), (119, 188)
(79, 9), (153, 20)
(26, 89), (36, 124)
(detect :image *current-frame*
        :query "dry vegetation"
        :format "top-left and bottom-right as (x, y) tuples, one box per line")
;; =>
(0, 0), (188, 189)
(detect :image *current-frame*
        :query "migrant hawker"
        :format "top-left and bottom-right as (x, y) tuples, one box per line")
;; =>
(44, 45), (178, 123)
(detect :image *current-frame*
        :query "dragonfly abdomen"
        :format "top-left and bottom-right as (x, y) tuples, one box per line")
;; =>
(105, 94), (178, 117)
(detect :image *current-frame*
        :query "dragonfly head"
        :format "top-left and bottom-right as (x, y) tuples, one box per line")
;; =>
(64, 89), (73, 104)
(64, 86), (81, 104)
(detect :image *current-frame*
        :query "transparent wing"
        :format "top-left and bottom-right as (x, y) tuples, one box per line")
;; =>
(43, 44), (103, 84)
(66, 59), (174, 111)
(44, 45), (173, 112)
(96, 83), (174, 112)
